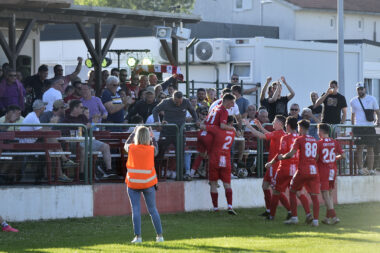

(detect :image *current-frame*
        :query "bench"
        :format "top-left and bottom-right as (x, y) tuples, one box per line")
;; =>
(0, 131), (72, 184)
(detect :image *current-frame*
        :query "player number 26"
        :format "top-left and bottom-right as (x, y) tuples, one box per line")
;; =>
(305, 142), (317, 158)
(322, 148), (336, 163)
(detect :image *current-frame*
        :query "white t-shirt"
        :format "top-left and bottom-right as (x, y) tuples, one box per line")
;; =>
(20, 112), (42, 143)
(350, 95), (379, 126)
(209, 98), (240, 116)
(43, 87), (62, 112)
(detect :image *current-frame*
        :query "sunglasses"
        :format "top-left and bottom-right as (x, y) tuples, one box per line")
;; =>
(232, 78), (239, 81)
(290, 108), (299, 111)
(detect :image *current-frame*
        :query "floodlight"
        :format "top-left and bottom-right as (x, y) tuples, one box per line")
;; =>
(102, 58), (112, 68)
(142, 58), (152, 65)
(127, 57), (137, 67)
(85, 58), (93, 68)
(154, 26), (172, 40)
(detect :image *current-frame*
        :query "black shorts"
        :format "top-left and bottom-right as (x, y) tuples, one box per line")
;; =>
(353, 127), (377, 146)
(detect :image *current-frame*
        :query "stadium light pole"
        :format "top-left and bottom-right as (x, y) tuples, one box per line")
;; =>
(186, 38), (199, 97)
(338, 0), (345, 95)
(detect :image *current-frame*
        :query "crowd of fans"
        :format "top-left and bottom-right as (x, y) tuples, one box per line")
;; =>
(0, 57), (379, 183)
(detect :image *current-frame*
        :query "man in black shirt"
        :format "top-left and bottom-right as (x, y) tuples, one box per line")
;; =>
(308, 92), (322, 121)
(127, 90), (158, 122)
(313, 80), (347, 124)
(24, 64), (49, 102)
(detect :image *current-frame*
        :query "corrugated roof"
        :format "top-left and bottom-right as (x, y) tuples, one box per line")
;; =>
(285, 0), (380, 13)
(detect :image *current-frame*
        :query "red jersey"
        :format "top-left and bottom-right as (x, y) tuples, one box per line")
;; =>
(317, 137), (343, 172)
(205, 104), (228, 127)
(206, 125), (235, 169)
(292, 135), (318, 175)
(265, 130), (285, 161)
(278, 133), (299, 175)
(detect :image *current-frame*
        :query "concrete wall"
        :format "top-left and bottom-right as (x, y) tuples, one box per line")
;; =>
(336, 176), (380, 204)
(0, 185), (93, 222)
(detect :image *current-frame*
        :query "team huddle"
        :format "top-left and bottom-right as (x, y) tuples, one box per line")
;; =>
(198, 93), (344, 226)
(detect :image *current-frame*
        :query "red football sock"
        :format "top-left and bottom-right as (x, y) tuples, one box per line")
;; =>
(279, 193), (291, 211)
(289, 191), (297, 217)
(263, 189), (272, 210)
(330, 209), (336, 218)
(326, 209), (331, 218)
(311, 195), (320, 220)
(298, 194), (310, 215)
(270, 194), (280, 217)
(211, 192), (218, 208)
(225, 188), (232, 206)
(192, 155), (203, 171)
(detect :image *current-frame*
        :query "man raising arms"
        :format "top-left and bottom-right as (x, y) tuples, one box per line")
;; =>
(317, 123), (344, 225)
(201, 116), (237, 214)
(279, 120), (320, 227)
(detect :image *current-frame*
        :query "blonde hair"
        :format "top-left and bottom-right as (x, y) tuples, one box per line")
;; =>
(134, 126), (151, 145)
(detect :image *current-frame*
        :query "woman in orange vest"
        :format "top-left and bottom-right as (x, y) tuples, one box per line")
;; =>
(124, 125), (163, 244)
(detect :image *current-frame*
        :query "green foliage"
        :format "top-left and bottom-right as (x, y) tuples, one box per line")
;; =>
(74, 0), (195, 13)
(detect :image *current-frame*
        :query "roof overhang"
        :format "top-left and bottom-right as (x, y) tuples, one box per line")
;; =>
(0, 4), (201, 27)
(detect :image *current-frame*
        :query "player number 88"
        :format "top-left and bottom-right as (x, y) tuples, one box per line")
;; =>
(305, 142), (317, 158)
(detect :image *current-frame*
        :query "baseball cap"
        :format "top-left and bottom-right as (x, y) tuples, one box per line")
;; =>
(32, 99), (47, 110)
(356, 82), (365, 88)
(53, 99), (67, 110)
(145, 86), (155, 94)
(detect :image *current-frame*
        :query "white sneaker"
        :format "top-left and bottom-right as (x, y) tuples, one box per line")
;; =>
(156, 236), (164, 242)
(131, 236), (142, 243)
(358, 169), (369, 176)
(321, 217), (331, 225)
(284, 216), (299, 225)
(331, 217), (340, 225)
(231, 173), (238, 179)
(369, 170), (376, 175)
(311, 220), (319, 227)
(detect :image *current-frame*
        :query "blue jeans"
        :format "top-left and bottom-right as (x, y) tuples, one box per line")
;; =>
(127, 186), (163, 236)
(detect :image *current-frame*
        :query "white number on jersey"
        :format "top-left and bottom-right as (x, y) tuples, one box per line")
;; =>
(329, 169), (335, 181)
(322, 148), (336, 163)
(309, 165), (317, 175)
(219, 155), (226, 167)
(222, 136), (233, 150)
(305, 142), (317, 158)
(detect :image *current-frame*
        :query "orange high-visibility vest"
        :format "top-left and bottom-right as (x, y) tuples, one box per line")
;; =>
(125, 144), (157, 189)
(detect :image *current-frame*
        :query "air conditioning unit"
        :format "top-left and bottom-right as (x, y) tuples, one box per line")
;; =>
(194, 39), (230, 63)
(158, 40), (193, 64)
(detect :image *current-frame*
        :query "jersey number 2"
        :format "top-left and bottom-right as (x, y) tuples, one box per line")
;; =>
(223, 136), (233, 150)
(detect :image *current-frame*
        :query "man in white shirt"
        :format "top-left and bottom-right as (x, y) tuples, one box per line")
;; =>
(350, 82), (380, 175)
(43, 78), (64, 112)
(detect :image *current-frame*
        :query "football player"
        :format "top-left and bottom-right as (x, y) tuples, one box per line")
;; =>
(279, 119), (320, 226)
(317, 123), (344, 225)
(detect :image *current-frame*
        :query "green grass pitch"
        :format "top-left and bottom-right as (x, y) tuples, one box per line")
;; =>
(1, 202), (379, 252)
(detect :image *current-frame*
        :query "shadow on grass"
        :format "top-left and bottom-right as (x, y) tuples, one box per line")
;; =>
(1, 202), (379, 252)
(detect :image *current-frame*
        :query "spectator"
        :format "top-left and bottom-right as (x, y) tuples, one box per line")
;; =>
(152, 91), (198, 178)
(206, 88), (217, 104)
(16, 71), (23, 82)
(266, 76), (295, 122)
(80, 83), (107, 123)
(101, 70), (110, 90)
(196, 88), (209, 107)
(148, 73), (158, 86)
(50, 57), (83, 91)
(232, 85), (250, 118)
(119, 69), (128, 93)
(154, 85), (163, 99)
(64, 80), (82, 103)
(24, 64), (49, 102)
(167, 84), (176, 97)
(288, 103), (302, 120)
(21, 99), (75, 182)
(64, 85), (75, 99)
(127, 90), (158, 123)
(227, 74), (258, 95)
(139, 75), (149, 90)
(350, 82), (380, 175)
(0, 63), (9, 82)
(0, 105), (24, 131)
(63, 100), (114, 178)
(43, 78), (64, 112)
(111, 68), (119, 77)
(40, 99), (66, 124)
(301, 107), (320, 139)
(260, 77), (274, 113)
(189, 96), (197, 109)
(313, 80), (347, 125)
(126, 72), (140, 100)
(154, 74), (179, 94)
(0, 68), (26, 116)
(0, 216), (18, 232)
(101, 76), (133, 124)
(155, 91), (166, 104)
(247, 105), (257, 123)
(308, 92), (322, 121)
(87, 70), (95, 88)
(124, 126), (163, 243)
(257, 107), (270, 124)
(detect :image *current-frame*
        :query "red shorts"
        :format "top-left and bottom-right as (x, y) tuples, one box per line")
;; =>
(320, 167), (337, 191)
(273, 164), (296, 192)
(197, 130), (213, 153)
(263, 162), (279, 184)
(209, 156), (231, 183)
(290, 171), (320, 194)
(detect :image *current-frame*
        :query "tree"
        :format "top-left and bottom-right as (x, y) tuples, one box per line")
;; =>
(74, 0), (195, 13)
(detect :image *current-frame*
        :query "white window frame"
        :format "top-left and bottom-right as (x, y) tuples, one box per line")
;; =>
(234, 0), (253, 12)
(230, 62), (252, 80)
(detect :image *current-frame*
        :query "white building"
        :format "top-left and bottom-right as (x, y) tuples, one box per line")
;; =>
(193, 0), (380, 41)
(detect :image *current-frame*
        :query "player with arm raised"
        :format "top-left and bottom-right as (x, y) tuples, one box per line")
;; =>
(190, 94), (236, 177)
(244, 115), (290, 217)
(279, 119), (320, 227)
(317, 123), (344, 225)
(201, 116), (237, 214)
